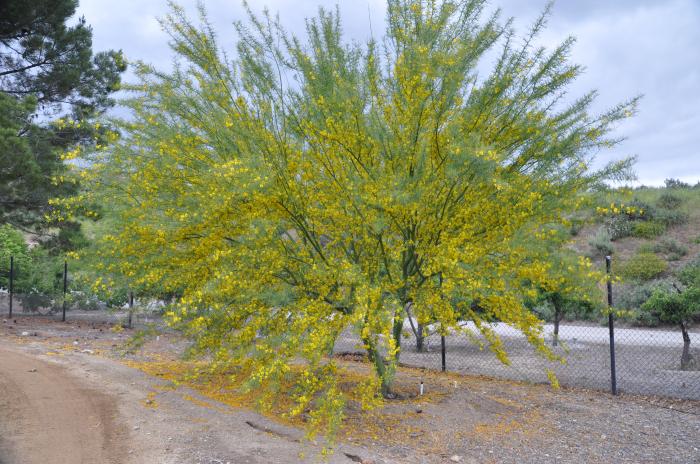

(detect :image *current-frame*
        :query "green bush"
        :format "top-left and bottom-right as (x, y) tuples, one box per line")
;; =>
(616, 280), (673, 324)
(632, 221), (665, 239)
(655, 208), (688, 226)
(569, 217), (585, 236)
(605, 215), (632, 240)
(653, 238), (688, 260)
(627, 198), (654, 220)
(619, 252), (668, 281)
(656, 192), (683, 210)
(588, 228), (614, 257)
(0, 225), (30, 289)
(637, 243), (655, 254)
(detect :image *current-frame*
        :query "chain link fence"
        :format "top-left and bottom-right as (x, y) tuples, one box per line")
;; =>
(0, 256), (66, 317)
(335, 318), (700, 400)
(3, 256), (698, 401)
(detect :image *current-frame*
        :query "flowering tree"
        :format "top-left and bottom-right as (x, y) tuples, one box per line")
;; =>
(71, 0), (636, 434)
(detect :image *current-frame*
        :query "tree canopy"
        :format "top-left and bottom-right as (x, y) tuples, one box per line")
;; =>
(69, 0), (637, 436)
(0, 0), (125, 232)
(642, 258), (700, 369)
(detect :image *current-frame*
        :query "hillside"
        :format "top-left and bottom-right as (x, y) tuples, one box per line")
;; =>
(569, 181), (700, 325)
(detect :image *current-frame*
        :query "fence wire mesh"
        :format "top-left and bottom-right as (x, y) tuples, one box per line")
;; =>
(0, 258), (65, 316)
(2, 257), (699, 401)
(335, 319), (700, 401)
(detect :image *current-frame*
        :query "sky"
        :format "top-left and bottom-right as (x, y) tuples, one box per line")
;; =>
(76, 0), (700, 186)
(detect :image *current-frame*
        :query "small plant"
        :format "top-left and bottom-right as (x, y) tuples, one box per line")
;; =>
(656, 192), (683, 210)
(605, 215), (632, 240)
(569, 218), (585, 237)
(632, 221), (665, 239)
(655, 208), (688, 226)
(588, 228), (614, 257)
(619, 252), (668, 281)
(637, 243), (655, 254)
(653, 238), (688, 261)
(626, 198), (652, 220)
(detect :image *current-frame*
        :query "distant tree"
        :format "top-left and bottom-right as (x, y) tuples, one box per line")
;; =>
(642, 258), (700, 370)
(0, 0), (125, 236)
(527, 236), (603, 346)
(664, 178), (690, 189)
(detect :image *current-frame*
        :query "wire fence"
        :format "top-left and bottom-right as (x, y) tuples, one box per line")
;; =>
(334, 318), (700, 400)
(2, 256), (699, 401)
(0, 257), (69, 320)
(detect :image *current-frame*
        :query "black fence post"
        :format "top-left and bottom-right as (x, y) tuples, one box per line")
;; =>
(8, 256), (13, 318)
(438, 272), (446, 372)
(128, 291), (134, 329)
(606, 255), (617, 395)
(441, 334), (446, 372)
(62, 260), (67, 322)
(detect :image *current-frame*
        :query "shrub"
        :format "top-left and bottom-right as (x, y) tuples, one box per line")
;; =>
(569, 217), (585, 236)
(0, 225), (31, 290)
(619, 252), (668, 281)
(626, 198), (653, 220)
(588, 228), (614, 257)
(605, 215), (632, 240)
(637, 243), (655, 254)
(653, 238), (688, 261)
(616, 279), (674, 325)
(655, 208), (688, 226)
(632, 221), (665, 239)
(656, 192), (683, 210)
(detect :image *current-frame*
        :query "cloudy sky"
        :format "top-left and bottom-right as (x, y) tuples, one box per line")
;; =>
(76, 0), (700, 186)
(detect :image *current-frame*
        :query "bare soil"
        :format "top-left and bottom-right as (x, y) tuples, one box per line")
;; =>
(0, 345), (126, 464)
(1, 316), (699, 464)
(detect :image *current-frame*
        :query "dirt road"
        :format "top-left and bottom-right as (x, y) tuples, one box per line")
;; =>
(0, 333), (377, 464)
(0, 346), (126, 464)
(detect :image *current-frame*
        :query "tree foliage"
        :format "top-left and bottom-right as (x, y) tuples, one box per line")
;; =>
(70, 0), (636, 436)
(0, 0), (125, 232)
(642, 258), (700, 370)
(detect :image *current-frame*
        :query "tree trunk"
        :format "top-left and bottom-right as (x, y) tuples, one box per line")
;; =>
(680, 322), (692, 371)
(363, 315), (404, 397)
(404, 302), (425, 352)
(416, 323), (425, 352)
(366, 342), (390, 396)
(552, 299), (561, 347)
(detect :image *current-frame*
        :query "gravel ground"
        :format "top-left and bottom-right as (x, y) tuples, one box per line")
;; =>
(1, 315), (699, 463)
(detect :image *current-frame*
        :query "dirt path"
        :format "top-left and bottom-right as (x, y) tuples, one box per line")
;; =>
(0, 346), (127, 464)
(0, 333), (378, 464)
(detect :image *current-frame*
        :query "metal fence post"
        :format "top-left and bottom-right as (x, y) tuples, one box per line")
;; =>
(62, 260), (67, 322)
(441, 334), (446, 372)
(8, 256), (13, 318)
(606, 255), (617, 395)
(128, 291), (134, 328)
(438, 273), (446, 372)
